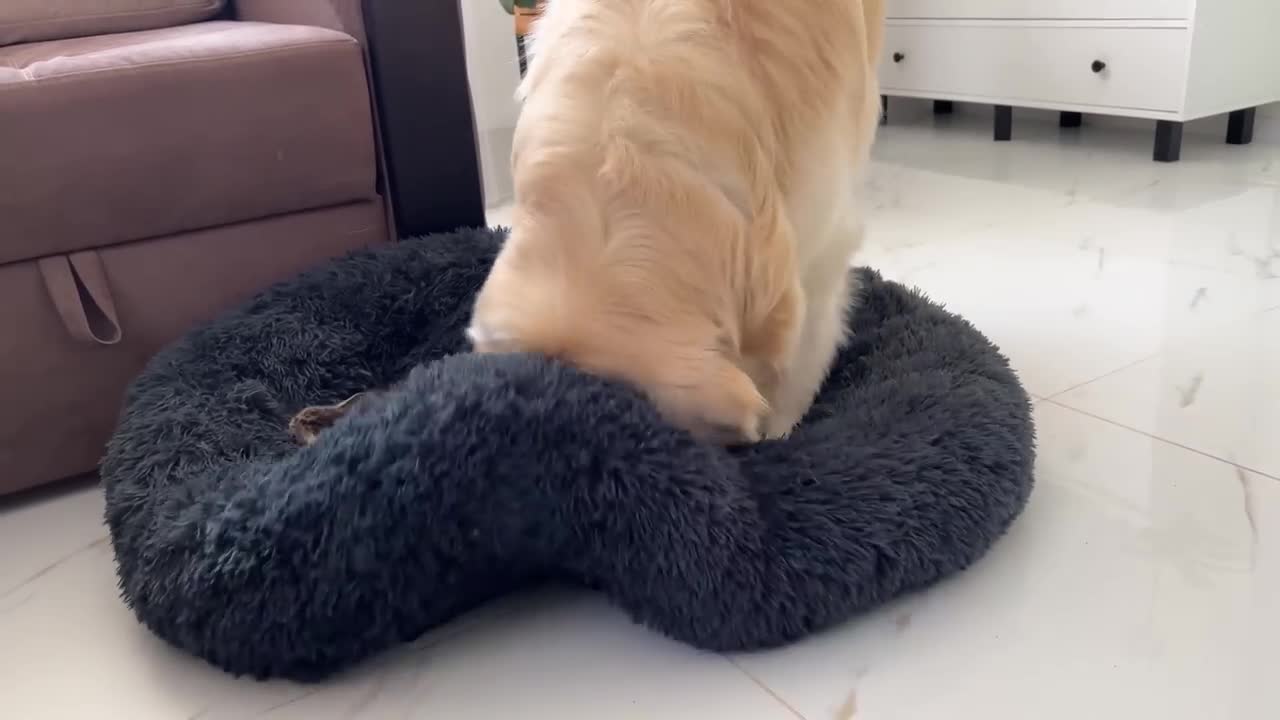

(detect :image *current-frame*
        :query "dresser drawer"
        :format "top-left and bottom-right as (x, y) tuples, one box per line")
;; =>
(880, 26), (1189, 112)
(887, 1), (1191, 20)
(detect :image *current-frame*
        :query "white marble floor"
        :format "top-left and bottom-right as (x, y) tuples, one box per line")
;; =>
(4, 112), (1280, 719)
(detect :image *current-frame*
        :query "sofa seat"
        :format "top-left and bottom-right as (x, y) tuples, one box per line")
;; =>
(0, 20), (378, 265)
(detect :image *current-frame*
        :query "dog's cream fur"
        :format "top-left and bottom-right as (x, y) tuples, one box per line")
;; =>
(469, 0), (885, 442)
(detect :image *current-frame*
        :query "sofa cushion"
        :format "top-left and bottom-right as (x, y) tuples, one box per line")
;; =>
(0, 21), (378, 266)
(0, 0), (225, 47)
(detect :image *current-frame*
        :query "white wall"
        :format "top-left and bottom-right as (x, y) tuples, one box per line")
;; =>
(459, 1), (522, 208)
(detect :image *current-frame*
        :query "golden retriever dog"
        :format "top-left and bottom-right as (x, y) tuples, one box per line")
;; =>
(468, 0), (885, 442)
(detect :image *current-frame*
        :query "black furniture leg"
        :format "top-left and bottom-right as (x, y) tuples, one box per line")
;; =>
(363, 0), (486, 236)
(1227, 108), (1256, 145)
(1059, 111), (1083, 128)
(933, 100), (954, 115)
(880, 95), (888, 125)
(1153, 120), (1184, 162)
(994, 105), (1012, 141)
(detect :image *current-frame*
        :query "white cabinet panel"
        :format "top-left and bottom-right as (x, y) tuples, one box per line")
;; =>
(887, 1), (1192, 20)
(880, 25), (1189, 112)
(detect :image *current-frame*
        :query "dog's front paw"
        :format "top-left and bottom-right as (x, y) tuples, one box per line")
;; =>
(654, 360), (769, 446)
(761, 408), (803, 441)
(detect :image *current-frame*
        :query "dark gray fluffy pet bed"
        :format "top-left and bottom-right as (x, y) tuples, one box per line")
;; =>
(101, 227), (1035, 681)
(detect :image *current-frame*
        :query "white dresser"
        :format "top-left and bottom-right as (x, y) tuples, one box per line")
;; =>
(878, 0), (1280, 161)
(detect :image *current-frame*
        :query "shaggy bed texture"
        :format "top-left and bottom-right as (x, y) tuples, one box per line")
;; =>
(101, 227), (1035, 681)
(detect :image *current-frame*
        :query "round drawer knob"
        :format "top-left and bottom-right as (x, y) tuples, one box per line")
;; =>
(1091, 60), (1107, 73)
(893, 52), (905, 63)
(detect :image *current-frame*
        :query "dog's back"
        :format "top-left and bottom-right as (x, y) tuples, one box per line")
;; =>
(470, 0), (884, 441)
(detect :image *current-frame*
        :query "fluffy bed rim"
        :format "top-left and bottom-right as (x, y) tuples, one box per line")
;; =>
(102, 228), (1035, 680)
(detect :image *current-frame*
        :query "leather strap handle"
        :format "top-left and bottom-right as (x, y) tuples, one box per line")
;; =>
(37, 251), (123, 346)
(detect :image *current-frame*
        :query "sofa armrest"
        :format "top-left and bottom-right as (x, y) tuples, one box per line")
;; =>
(233, 0), (486, 237)
(233, 0), (367, 44)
